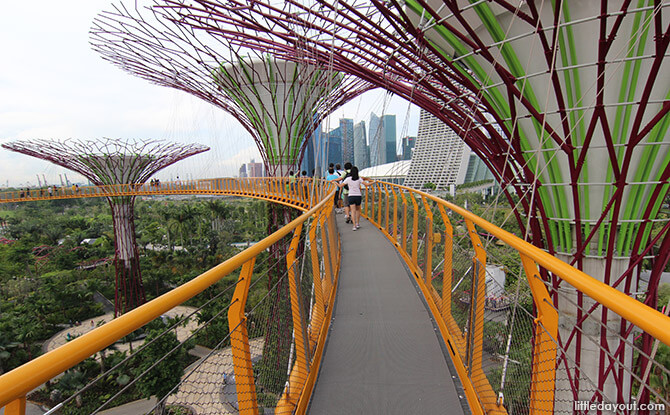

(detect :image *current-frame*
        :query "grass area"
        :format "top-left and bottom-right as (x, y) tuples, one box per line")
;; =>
(0, 209), (18, 219)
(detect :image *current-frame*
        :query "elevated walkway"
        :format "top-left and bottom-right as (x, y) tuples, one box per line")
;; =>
(308, 215), (467, 414)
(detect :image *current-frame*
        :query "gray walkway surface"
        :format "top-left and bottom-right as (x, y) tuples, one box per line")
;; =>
(308, 215), (466, 414)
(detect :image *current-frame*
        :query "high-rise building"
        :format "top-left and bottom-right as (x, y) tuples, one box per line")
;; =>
(340, 118), (354, 164)
(401, 136), (416, 161)
(247, 159), (264, 177)
(403, 109), (470, 190)
(368, 113), (397, 166)
(311, 126), (327, 176)
(353, 121), (369, 169)
(368, 112), (383, 166)
(300, 130), (315, 176)
(463, 153), (494, 183)
(383, 114), (396, 164)
(326, 126), (343, 166)
(239, 163), (247, 178)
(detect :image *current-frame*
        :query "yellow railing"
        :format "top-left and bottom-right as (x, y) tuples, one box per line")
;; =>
(0, 177), (319, 210)
(0, 177), (340, 415)
(362, 181), (670, 414)
(2, 178), (670, 414)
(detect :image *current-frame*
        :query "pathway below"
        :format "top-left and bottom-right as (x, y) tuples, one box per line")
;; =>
(308, 214), (467, 414)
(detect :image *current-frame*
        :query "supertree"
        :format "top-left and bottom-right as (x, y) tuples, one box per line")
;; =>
(1, 138), (209, 316)
(89, 1), (372, 178)
(162, 0), (670, 411)
(89, 3), (372, 400)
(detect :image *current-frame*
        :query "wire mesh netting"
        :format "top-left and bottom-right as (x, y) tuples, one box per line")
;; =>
(27, 195), (338, 415)
(477, 265), (536, 415)
(548, 279), (670, 415)
(45, 272), (242, 415)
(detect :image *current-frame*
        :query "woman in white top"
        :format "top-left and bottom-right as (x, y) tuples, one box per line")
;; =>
(337, 166), (375, 231)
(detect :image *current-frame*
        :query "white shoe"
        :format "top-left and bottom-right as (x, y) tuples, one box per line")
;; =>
(352, 226), (357, 231)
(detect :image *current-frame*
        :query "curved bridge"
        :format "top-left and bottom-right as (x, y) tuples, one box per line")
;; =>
(0, 178), (669, 414)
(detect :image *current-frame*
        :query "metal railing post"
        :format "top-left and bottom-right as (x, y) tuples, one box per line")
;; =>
(392, 188), (399, 242)
(4, 397), (26, 415)
(364, 182), (369, 218)
(464, 218), (502, 413)
(465, 219), (486, 372)
(400, 191), (408, 254)
(466, 259), (479, 377)
(437, 204), (465, 355)
(376, 183), (383, 226)
(308, 219), (325, 348)
(421, 196), (434, 285)
(368, 184), (376, 225)
(276, 223), (311, 413)
(319, 215), (334, 298)
(326, 211), (339, 276)
(228, 258), (259, 415)
(384, 184), (390, 235)
(410, 194), (419, 268)
(520, 254), (558, 415)
(286, 222), (310, 378)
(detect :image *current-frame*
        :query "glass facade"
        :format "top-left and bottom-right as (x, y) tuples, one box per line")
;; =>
(353, 120), (369, 169)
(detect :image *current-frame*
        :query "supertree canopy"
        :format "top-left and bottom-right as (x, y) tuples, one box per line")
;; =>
(89, 2), (372, 177)
(2, 138), (209, 315)
(153, 0), (670, 410)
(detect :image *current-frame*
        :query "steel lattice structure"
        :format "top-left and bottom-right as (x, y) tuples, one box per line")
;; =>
(1, 138), (209, 316)
(89, 2), (372, 177)
(88, 5), (373, 396)
(149, 0), (670, 410)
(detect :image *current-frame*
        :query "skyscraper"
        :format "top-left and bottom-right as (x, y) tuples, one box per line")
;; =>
(368, 113), (396, 166)
(403, 109), (469, 190)
(300, 130), (315, 175)
(463, 153), (494, 183)
(326, 126), (343, 166)
(368, 112), (383, 166)
(383, 114), (396, 164)
(247, 159), (264, 177)
(340, 118), (354, 164)
(401, 136), (416, 160)
(353, 120), (369, 169)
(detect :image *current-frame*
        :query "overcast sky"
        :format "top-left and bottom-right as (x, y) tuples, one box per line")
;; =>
(0, 1), (418, 188)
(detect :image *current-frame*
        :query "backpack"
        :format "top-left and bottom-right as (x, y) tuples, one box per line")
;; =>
(342, 170), (350, 191)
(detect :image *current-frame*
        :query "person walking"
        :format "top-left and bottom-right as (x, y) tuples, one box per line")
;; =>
(336, 166), (374, 231)
(325, 166), (340, 208)
(340, 162), (352, 223)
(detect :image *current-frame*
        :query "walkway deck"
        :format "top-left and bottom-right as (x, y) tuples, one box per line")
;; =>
(308, 215), (467, 414)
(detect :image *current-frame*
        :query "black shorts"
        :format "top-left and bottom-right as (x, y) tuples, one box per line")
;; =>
(334, 189), (340, 205)
(348, 195), (362, 206)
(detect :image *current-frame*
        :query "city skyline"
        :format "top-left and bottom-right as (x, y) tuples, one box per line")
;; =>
(299, 112), (412, 176)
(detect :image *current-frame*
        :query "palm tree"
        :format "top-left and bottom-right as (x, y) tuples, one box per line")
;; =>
(205, 200), (228, 232)
(15, 317), (40, 360)
(170, 204), (196, 248)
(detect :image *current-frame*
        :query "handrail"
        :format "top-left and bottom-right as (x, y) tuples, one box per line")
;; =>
(0, 178), (314, 211)
(0, 177), (337, 410)
(361, 181), (670, 414)
(374, 182), (670, 347)
(3, 177), (670, 414)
